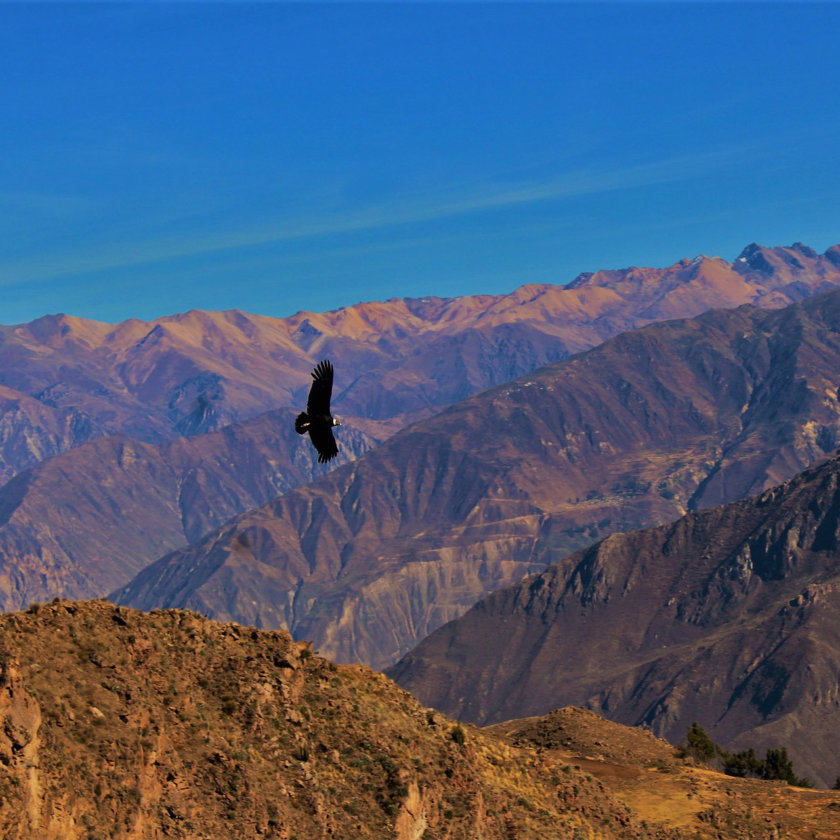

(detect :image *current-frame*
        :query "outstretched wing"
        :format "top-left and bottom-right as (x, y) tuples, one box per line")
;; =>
(307, 360), (334, 416)
(309, 426), (338, 463)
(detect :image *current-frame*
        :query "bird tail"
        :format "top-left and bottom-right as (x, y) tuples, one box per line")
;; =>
(295, 412), (310, 434)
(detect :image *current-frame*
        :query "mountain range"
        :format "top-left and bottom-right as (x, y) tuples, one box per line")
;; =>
(0, 409), (377, 611)
(2, 238), (840, 809)
(0, 241), (833, 617)
(113, 286), (840, 673)
(388, 450), (840, 787)
(2, 242), (838, 484)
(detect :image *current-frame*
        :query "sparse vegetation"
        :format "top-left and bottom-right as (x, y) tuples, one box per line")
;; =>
(681, 722), (718, 765)
(1, 600), (837, 840)
(682, 724), (813, 787)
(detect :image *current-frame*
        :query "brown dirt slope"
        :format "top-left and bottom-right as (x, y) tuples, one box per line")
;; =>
(487, 708), (840, 840)
(0, 599), (697, 840)
(117, 289), (840, 671)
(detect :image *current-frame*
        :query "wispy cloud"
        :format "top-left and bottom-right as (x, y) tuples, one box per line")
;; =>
(0, 146), (754, 289)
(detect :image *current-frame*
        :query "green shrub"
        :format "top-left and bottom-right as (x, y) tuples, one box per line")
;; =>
(682, 722), (717, 764)
(377, 755), (397, 774)
(722, 748), (763, 778)
(721, 744), (812, 787)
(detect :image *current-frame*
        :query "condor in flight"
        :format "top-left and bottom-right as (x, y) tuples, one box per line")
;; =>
(295, 360), (340, 463)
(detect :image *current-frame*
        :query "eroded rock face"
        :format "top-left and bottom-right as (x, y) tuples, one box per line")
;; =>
(394, 781), (428, 840)
(118, 289), (840, 671)
(388, 452), (840, 788)
(0, 409), (380, 612)
(0, 388), (96, 486)
(0, 660), (43, 835)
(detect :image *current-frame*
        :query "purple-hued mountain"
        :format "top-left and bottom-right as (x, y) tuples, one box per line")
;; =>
(113, 288), (840, 676)
(1, 242), (837, 485)
(388, 451), (840, 788)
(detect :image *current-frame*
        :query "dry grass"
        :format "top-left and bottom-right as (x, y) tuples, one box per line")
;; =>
(0, 600), (683, 840)
(488, 707), (840, 840)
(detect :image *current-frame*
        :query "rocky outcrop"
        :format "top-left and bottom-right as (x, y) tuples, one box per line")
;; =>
(0, 660), (43, 835)
(116, 289), (840, 670)
(388, 452), (840, 788)
(0, 386), (96, 485)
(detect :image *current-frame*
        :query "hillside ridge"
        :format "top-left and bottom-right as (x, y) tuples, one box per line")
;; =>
(1, 599), (838, 838)
(114, 288), (840, 673)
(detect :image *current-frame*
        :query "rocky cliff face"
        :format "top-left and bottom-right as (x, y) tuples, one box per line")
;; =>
(0, 409), (378, 611)
(1, 242), (838, 483)
(115, 289), (840, 671)
(388, 452), (840, 788)
(0, 385), (96, 486)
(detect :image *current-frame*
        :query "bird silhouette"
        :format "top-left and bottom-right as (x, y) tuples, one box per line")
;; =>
(295, 360), (340, 463)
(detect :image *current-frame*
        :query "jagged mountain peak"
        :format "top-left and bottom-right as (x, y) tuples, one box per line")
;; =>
(388, 449), (840, 787)
(790, 241), (819, 258)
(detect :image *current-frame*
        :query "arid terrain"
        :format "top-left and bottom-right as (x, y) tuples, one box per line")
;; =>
(3, 242), (840, 831)
(0, 242), (838, 616)
(486, 708), (840, 839)
(0, 408), (379, 611)
(1, 600), (838, 839)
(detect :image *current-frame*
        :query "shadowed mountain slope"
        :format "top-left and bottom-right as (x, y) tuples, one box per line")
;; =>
(389, 452), (840, 787)
(114, 289), (840, 670)
(0, 410), (378, 612)
(1, 242), (838, 482)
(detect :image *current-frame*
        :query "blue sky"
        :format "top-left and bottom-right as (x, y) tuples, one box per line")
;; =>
(2, 2), (839, 325)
